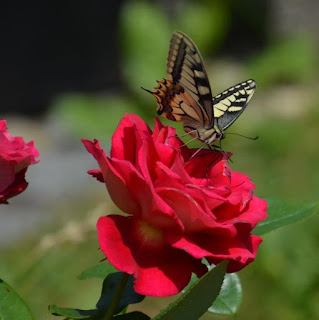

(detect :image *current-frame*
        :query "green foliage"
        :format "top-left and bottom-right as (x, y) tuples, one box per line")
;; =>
(49, 307), (151, 320)
(0, 279), (34, 320)
(50, 273), (145, 319)
(49, 305), (96, 319)
(240, 212), (319, 320)
(208, 273), (242, 316)
(153, 261), (227, 320)
(248, 35), (318, 88)
(113, 312), (150, 320)
(52, 94), (141, 140)
(183, 270), (242, 318)
(254, 199), (319, 236)
(77, 263), (117, 280)
(119, 1), (170, 95)
(176, 1), (229, 53)
(96, 273), (144, 313)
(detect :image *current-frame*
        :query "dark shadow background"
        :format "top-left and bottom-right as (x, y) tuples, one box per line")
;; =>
(0, 1), (122, 115)
(0, 0), (270, 116)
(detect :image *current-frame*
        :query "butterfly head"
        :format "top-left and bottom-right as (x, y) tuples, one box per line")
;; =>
(216, 131), (225, 141)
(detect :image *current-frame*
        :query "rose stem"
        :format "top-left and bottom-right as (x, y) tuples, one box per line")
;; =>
(103, 272), (130, 320)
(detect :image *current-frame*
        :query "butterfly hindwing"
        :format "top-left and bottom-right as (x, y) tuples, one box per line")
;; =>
(167, 31), (213, 125)
(151, 79), (207, 126)
(213, 79), (257, 130)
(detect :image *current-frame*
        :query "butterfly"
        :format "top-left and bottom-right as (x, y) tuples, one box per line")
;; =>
(143, 31), (257, 147)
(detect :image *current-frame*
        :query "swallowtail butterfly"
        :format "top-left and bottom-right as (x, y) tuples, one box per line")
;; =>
(144, 31), (257, 147)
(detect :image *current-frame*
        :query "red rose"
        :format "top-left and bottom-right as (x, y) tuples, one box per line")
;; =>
(0, 120), (39, 204)
(83, 114), (267, 297)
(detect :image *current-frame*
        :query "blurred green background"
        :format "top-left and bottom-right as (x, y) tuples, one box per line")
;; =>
(1, 1), (319, 319)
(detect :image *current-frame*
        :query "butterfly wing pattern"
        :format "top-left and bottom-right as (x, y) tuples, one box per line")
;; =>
(213, 79), (257, 131)
(166, 31), (214, 125)
(145, 30), (257, 146)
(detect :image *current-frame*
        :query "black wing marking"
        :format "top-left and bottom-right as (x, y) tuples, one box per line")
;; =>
(166, 31), (213, 127)
(213, 79), (257, 130)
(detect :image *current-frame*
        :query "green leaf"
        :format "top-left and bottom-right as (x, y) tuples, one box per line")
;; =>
(181, 265), (242, 317)
(77, 263), (117, 280)
(0, 279), (34, 320)
(152, 261), (227, 320)
(48, 305), (98, 319)
(253, 198), (319, 236)
(208, 273), (242, 316)
(50, 273), (145, 318)
(96, 273), (144, 313)
(113, 311), (151, 320)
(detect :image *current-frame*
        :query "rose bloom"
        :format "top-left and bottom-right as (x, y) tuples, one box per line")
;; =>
(83, 114), (267, 297)
(0, 120), (39, 204)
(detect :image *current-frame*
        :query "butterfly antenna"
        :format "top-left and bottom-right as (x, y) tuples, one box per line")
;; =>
(224, 132), (258, 140)
(141, 86), (155, 94)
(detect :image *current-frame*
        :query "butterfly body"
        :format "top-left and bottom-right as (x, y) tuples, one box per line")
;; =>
(145, 31), (257, 147)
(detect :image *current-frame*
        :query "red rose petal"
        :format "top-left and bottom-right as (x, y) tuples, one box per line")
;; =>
(207, 234), (263, 272)
(0, 169), (28, 203)
(157, 187), (218, 232)
(97, 215), (136, 274)
(0, 120), (39, 202)
(111, 114), (152, 162)
(0, 157), (14, 192)
(98, 215), (193, 296)
(83, 139), (140, 215)
(133, 248), (193, 296)
(109, 158), (183, 231)
(87, 169), (104, 183)
(230, 196), (268, 228)
(85, 114), (268, 296)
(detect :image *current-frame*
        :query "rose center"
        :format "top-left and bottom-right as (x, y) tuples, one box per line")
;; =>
(137, 220), (164, 247)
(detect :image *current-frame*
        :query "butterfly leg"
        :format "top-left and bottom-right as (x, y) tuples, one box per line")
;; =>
(168, 129), (198, 141)
(210, 141), (232, 163)
(189, 142), (209, 159)
(178, 136), (199, 148)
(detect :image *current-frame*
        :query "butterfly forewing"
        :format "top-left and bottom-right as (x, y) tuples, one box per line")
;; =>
(213, 79), (257, 130)
(166, 31), (214, 126)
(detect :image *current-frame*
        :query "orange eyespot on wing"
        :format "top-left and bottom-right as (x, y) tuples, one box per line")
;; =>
(144, 79), (209, 127)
